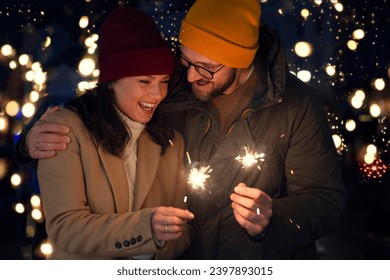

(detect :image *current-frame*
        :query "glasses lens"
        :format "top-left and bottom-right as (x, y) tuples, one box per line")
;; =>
(180, 56), (213, 80)
(180, 56), (190, 68)
(196, 67), (212, 80)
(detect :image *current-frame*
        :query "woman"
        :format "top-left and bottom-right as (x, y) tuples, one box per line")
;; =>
(37, 6), (193, 259)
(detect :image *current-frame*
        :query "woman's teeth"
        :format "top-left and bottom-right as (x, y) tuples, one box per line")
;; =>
(139, 102), (155, 111)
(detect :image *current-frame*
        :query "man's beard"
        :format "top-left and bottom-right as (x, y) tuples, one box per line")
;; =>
(191, 70), (237, 102)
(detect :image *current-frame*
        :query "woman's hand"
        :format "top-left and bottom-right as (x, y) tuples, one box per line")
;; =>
(151, 206), (194, 241)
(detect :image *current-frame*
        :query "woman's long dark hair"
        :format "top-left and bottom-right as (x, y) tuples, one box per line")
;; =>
(65, 83), (174, 157)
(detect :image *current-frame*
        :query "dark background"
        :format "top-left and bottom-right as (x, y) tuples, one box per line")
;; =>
(0, 0), (389, 259)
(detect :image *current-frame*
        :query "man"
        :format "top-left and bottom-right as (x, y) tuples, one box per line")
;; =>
(16, 0), (346, 259)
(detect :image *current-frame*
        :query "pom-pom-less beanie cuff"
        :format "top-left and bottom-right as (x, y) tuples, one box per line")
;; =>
(180, 19), (258, 68)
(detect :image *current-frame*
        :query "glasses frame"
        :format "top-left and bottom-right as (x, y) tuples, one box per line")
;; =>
(179, 55), (225, 80)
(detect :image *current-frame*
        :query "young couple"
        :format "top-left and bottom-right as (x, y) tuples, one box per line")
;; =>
(16, 0), (346, 260)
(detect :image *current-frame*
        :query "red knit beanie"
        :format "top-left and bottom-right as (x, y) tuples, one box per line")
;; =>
(98, 6), (174, 83)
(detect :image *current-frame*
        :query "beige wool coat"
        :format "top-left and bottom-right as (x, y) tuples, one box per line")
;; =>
(37, 109), (191, 259)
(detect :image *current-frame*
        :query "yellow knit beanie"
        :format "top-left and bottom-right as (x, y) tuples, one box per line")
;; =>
(179, 0), (261, 68)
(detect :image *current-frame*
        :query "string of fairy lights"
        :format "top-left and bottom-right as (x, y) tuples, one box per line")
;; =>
(0, 0), (389, 258)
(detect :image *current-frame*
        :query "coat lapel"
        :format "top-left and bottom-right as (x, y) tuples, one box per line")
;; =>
(133, 132), (161, 210)
(97, 145), (129, 214)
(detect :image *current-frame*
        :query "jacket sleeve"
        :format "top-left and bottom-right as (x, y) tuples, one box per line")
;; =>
(38, 112), (162, 258)
(265, 78), (347, 249)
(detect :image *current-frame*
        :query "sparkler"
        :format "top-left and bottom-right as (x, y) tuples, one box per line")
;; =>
(359, 157), (388, 179)
(187, 165), (212, 190)
(235, 146), (265, 170)
(186, 152), (213, 190)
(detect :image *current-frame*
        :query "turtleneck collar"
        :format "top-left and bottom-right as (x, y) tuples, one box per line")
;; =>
(114, 105), (145, 142)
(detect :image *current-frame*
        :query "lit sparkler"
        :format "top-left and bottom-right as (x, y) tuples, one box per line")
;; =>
(186, 152), (213, 190)
(359, 157), (388, 179)
(235, 146), (265, 170)
(187, 165), (212, 190)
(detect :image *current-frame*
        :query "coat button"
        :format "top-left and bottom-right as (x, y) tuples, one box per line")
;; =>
(131, 237), (136, 245)
(115, 242), (122, 249)
(123, 240), (130, 247)
(137, 235), (142, 242)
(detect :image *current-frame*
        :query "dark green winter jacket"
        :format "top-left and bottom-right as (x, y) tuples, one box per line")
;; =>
(160, 23), (347, 259)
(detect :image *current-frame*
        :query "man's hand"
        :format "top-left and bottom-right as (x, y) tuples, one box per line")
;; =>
(26, 106), (70, 159)
(230, 182), (272, 237)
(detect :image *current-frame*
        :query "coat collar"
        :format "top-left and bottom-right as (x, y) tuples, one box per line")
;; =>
(133, 131), (161, 210)
(97, 144), (129, 214)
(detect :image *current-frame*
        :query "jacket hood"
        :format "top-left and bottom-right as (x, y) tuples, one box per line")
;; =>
(160, 22), (289, 113)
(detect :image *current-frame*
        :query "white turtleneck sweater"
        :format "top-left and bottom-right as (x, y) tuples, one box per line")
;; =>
(115, 107), (145, 211)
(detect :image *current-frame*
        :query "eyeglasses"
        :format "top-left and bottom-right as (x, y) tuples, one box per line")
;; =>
(179, 55), (225, 80)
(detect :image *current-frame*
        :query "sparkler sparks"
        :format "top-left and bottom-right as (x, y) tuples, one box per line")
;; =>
(359, 158), (388, 179)
(186, 152), (213, 190)
(235, 146), (265, 170)
(187, 165), (212, 190)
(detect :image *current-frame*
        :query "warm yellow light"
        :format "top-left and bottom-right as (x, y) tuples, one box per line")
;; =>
(10, 173), (22, 186)
(34, 71), (47, 85)
(334, 3), (343, 12)
(373, 78), (385, 91)
(87, 46), (97, 54)
(1, 44), (13, 56)
(91, 34), (99, 41)
(31, 209), (43, 221)
(93, 69), (100, 77)
(18, 54), (30, 66)
(332, 134), (342, 149)
(79, 15), (89, 29)
(366, 144), (377, 156)
(369, 103), (381, 117)
(44, 37), (51, 48)
(40, 241), (53, 256)
(0, 116), (8, 132)
(25, 70), (35, 81)
(30, 195), (41, 208)
(31, 62), (42, 72)
(5, 100), (19, 117)
(14, 203), (25, 214)
(9, 60), (17, 69)
(301, 9), (310, 19)
(325, 64), (336, 76)
(78, 81), (98, 92)
(22, 102), (36, 118)
(294, 41), (313, 58)
(78, 57), (96, 77)
(297, 70), (311, 82)
(345, 119), (356, 132)
(353, 29), (365, 40)
(85, 37), (94, 47)
(351, 96), (363, 109)
(364, 153), (376, 164)
(29, 90), (40, 102)
(347, 40), (358, 51)
(355, 89), (366, 100)
(314, 0), (322, 5)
